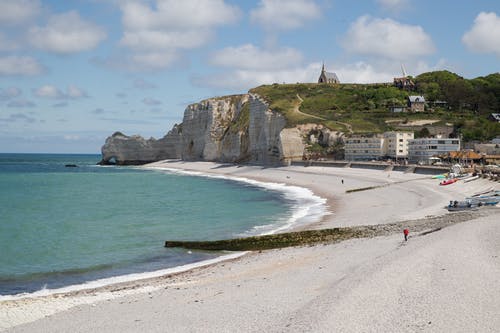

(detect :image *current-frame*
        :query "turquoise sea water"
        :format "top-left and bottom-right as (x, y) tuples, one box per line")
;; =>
(0, 154), (324, 297)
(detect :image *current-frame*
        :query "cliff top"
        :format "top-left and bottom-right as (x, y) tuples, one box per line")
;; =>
(250, 71), (500, 141)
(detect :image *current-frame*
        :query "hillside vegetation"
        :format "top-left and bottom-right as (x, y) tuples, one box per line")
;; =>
(250, 71), (500, 142)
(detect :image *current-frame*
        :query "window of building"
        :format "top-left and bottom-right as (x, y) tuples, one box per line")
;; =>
(438, 140), (445, 144)
(452, 140), (459, 144)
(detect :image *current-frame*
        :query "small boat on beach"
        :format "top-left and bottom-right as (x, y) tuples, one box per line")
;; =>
(440, 178), (457, 186)
(471, 187), (495, 197)
(446, 200), (480, 211)
(432, 174), (447, 179)
(463, 175), (479, 182)
(466, 196), (499, 206)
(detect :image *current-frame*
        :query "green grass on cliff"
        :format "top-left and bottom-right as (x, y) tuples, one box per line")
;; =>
(250, 83), (411, 133)
(249, 73), (500, 141)
(229, 101), (250, 133)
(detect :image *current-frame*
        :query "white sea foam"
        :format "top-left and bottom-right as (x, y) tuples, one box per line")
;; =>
(0, 251), (248, 301)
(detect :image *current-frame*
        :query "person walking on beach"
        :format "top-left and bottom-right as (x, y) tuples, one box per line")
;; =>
(403, 228), (409, 241)
(341, 179), (344, 184)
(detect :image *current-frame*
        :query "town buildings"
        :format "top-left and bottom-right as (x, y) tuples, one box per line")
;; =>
(407, 137), (460, 163)
(344, 131), (413, 161)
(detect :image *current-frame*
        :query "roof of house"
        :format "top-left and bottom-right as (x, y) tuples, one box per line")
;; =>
(409, 95), (425, 103)
(447, 150), (483, 160)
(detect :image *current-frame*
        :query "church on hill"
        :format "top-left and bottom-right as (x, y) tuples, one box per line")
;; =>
(318, 63), (340, 84)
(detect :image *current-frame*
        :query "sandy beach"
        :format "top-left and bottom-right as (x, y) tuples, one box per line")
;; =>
(2, 161), (499, 332)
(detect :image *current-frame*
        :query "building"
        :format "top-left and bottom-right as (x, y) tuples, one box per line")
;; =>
(407, 137), (460, 163)
(474, 143), (500, 155)
(344, 131), (413, 161)
(344, 136), (384, 161)
(383, 132), (414, 159)
(393, 77), (415, 90)
(318, 63), (340, 84)
(393, 65), (415, 90)
(408, 95), (426, 112)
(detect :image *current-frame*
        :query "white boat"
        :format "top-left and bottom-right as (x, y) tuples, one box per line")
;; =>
(463, 175), (479, 183)
(466, 196), (499, 206)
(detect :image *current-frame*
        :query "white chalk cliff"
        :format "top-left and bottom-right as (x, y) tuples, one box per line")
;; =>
(100, 93), (326, 165)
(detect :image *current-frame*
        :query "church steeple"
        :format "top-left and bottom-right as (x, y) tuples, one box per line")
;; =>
(318, 62), (340, 84)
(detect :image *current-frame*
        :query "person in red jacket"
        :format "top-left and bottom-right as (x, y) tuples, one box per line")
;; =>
(403, 228), (409, 241)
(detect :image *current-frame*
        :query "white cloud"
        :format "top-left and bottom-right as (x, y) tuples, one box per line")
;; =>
(28, 11), (107, 54)
(66, 85), (88, 99)
(210, 44), (304, 70)
(376, 0), (409, 12)
(34, 85), (64, 99)
(333, 62), (395, 83)
(250, 0), (321, 30)
(34, 85), (88, 99)
(342, 16), (435, 60)
(0, 56), (45, 76)
(117, 0), (240, 70)
(0, 87), (22, 100)
(194, 43), (311, 90)
(193, 63), (320, 90)
(0, 0), (41, 26)
(120, 29), (211, 51)
(121, 0), (240, 30)
(462, 12), (500, 57)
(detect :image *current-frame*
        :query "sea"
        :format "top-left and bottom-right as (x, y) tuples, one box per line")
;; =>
(0, 154), (326, 299)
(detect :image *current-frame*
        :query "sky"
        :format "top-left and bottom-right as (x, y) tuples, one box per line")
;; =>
(0, 0), (499, 154)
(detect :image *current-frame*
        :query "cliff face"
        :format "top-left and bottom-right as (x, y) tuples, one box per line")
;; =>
(100, 93), (307, 165)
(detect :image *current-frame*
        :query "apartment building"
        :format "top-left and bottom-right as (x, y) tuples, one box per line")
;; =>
(344, 131), (414, 161)
(344, 136), (384, 161)
(383, 131), (414, 159)
(407, 137), (460, 163)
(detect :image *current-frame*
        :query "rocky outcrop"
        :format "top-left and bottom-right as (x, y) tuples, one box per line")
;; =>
(101, 93), (315, 165)
(100, 127), (181, 165)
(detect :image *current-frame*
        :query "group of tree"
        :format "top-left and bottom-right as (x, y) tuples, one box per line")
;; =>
(415, 70), (500, 114)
